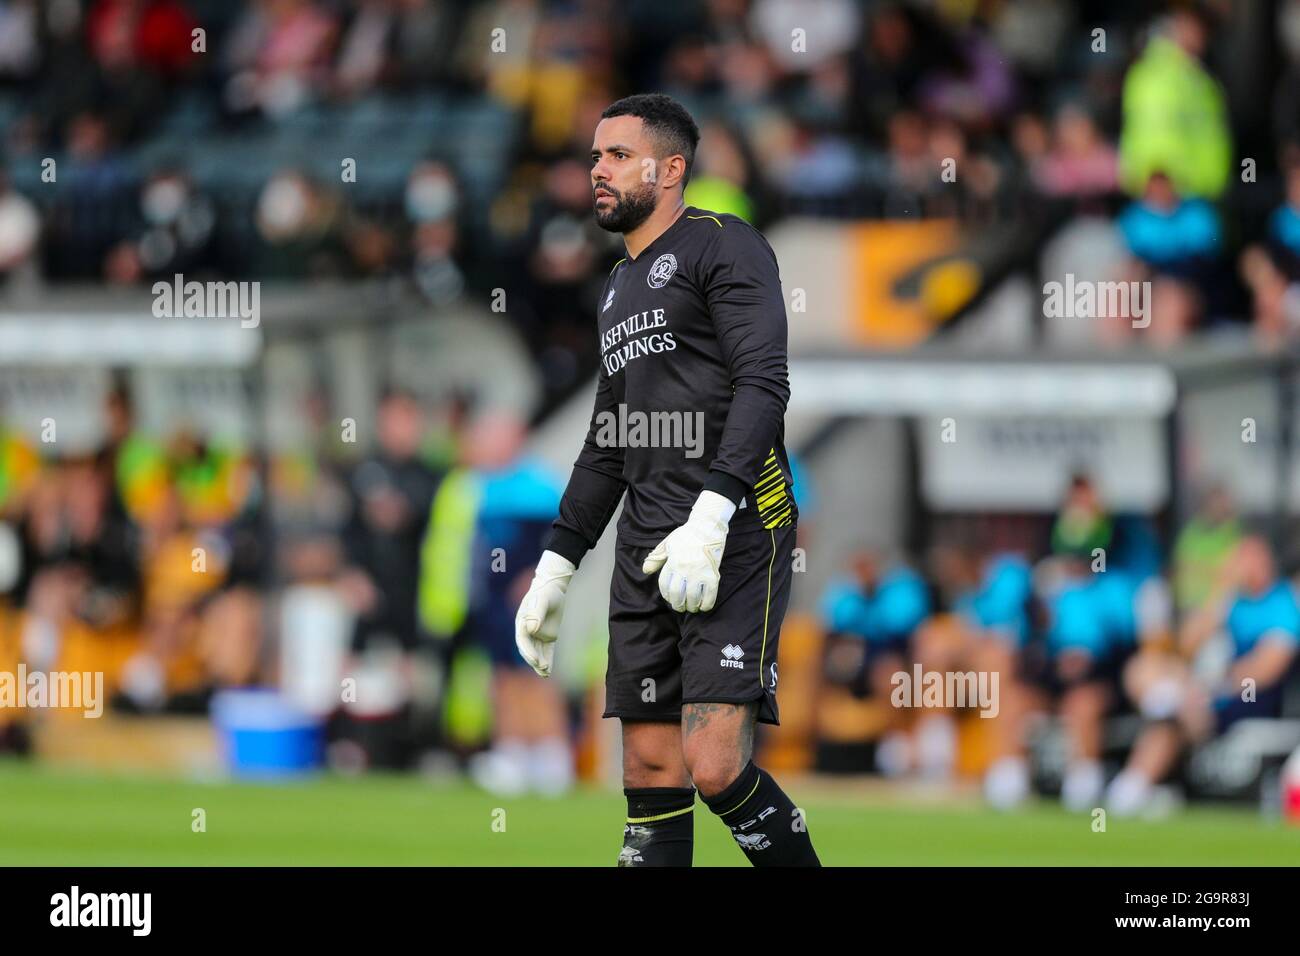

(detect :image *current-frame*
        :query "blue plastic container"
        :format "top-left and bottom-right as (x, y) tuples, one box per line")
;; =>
(210, 689), (324, 779)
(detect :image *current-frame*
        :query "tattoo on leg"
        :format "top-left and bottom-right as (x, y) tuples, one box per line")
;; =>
(682, 701), (758, 763)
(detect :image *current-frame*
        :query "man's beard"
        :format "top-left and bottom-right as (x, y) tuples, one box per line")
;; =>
(593, 181), (657, 233)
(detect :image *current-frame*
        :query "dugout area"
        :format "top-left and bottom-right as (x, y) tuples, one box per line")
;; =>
(770, 342), (1300, 805)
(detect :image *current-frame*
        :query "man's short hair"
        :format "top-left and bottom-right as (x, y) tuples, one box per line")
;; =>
(601, 93), (701, 185)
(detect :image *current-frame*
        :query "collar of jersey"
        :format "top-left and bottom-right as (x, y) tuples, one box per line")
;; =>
(625, 205), (698, 264)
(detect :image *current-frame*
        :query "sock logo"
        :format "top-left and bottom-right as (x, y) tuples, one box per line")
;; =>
(733, 830), (771, 851)
(618, 845), (645, 865)
(721, 644), (745, 669)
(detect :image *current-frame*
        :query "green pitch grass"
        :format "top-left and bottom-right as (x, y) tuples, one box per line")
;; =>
(2, 759), (1298, 865)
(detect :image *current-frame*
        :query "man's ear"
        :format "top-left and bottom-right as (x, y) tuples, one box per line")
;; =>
(660, 155), (688, 191)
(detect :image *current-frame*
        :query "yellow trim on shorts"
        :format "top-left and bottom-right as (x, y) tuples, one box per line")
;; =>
(757, 528), (776, 703)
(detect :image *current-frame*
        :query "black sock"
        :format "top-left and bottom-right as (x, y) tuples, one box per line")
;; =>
(701, 761), (820, 867)
(620, 787), (695, 866)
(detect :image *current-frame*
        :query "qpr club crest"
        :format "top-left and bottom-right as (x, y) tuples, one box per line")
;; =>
(647, 253), (677, 288)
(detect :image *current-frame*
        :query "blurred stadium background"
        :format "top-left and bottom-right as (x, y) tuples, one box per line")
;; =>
(3, 0), (1300, 865)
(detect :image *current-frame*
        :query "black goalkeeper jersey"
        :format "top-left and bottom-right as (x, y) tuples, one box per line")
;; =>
(544, 206), (797, 566)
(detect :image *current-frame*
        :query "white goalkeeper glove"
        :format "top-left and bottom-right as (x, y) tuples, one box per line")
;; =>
(515, 550), (576, 677)
(642, 490), (736, 613)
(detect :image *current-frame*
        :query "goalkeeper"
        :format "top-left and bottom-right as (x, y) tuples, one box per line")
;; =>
(514, 94), (819, 867)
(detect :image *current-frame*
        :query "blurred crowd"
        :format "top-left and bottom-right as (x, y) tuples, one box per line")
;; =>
(0, 382), (583, 795)
(3, 2), (1300, 395)
(815, 474), (1300, 815)
(5, 1), (1300, 802)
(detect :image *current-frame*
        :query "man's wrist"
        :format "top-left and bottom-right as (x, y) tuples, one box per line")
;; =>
(536, 549), (577, 579)
(702, 470), (748, 510)
(541, 528), (589, 569)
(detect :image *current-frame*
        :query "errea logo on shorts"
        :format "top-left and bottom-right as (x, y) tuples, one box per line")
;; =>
(720, 644), (745, 669)
(648, 253), (677, 288)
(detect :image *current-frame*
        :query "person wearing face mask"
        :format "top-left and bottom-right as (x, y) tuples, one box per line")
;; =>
(404, 160), (466, 307)
(103, 167), (217, 285)
(253, 168), (347, 279)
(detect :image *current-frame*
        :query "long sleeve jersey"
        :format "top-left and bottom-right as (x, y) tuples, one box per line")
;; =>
(544, 206), (797, 566)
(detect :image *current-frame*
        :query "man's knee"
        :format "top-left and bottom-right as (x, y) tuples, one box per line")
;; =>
(680, 701), (757, 796)
(622, 721), (688, 788)
(683, 751), (745, 798)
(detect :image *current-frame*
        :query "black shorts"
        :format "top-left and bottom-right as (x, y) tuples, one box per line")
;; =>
(603, 524), (796, 726)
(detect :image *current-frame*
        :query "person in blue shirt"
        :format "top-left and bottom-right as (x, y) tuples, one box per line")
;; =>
(1107, 535), (1300, 815)
(917, 544), (1037, 806)
(1036, 553), (1125, 810)
(1115, 170), (1224, 341)
(1117, 173), (1222, 278)
(818, 548), (931, 778)
(819, 550), (930, 697)
(1239, 145), (1300, 343)
(958, 553), (1035, 649)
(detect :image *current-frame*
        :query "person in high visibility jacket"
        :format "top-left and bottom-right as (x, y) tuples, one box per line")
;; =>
(419, 411), (568, 795)
(1118, 9), (1232, 201)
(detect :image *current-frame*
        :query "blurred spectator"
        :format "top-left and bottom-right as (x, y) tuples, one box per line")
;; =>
(253, 168), (348, 279)
(1173, 484), (1242, 616)
(684, 121), (759, 223)
(424, 411), (569, 795)
(1035, 104), (1119, 200)
(404, 159), (466, 306)
(0, 167), (40, 284)
(1037, 549), (1123, 810)
(504, 154), (615, 398)
(1039, 474), (1169, 810)
(338, 387), (441, 654)
(1241, 144), (1300, 344)
(750, 0), (859, 75)
(1118, 7), (1232, 200)
(1118, 172), (1223, 277)
(223, 0), (340, 119)
(1108, 536), (1300, 815)
(915, 22), (1016, 129)
(1114, 171), (1223, 343)
(818, 549), (930, 775)
(86, 0), (199, 141)
(104, 167), (218, 285)
(0, 0), (41, 82)
(914, 542), (1036, 800)
(1050, 473), (1112, 560)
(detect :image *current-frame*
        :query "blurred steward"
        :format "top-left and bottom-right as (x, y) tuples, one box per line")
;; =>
(1173, 483), (1242, 617)
(420, 410), (568, 795)
(1119, 6), (1232, 201)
